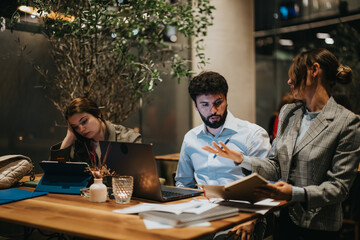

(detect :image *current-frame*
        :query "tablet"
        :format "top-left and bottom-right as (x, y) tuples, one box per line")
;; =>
(35, 161), (92, 194)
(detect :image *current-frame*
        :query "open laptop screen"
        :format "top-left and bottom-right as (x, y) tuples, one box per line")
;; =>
(100, 141), (202, 201)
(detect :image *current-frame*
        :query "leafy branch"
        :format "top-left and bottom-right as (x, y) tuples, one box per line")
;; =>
(11, 0), (215, 122)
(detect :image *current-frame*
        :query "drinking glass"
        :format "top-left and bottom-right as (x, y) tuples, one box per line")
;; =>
(112, 176), (133, 204)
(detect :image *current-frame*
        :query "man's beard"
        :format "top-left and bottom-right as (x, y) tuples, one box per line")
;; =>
(199, 107), (228, 129)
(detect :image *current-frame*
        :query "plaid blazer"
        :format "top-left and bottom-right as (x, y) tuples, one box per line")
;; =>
(252, 97), (360, 231)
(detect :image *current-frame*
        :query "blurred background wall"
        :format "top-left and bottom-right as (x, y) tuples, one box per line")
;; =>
(191, 0), (256, 125)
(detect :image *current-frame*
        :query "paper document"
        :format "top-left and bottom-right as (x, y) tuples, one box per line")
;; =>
(114, 198), (238, 228)
(213, 198), (280, 215)
(139, 204), (238, 227)
(143, 219), (210, 229)
(113, 199), (218, 215)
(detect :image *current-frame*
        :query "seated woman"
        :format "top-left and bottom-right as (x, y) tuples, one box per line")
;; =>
(50, 97), (141, 167)
(205, 48), (360, 240)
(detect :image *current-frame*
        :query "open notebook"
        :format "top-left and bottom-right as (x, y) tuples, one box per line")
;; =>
(100, 141), (203, 201)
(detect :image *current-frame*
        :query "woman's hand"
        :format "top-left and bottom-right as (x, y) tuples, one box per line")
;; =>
(60, 124), (77, 149)
(254, 181), (292, 201)
(225, 218), (257, 240)
(202, 141), (244, 164)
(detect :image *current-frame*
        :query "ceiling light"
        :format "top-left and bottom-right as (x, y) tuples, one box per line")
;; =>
(316, 33), (330, 39)
(170, 35), (177, 42)
(325, 38), (334, 44)
(279, 39), (294, 46)
(18, 5), (75, 22)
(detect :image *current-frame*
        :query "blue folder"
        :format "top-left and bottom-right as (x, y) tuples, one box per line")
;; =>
(35, 161), (91, 194)
(0, 188), (48, 205)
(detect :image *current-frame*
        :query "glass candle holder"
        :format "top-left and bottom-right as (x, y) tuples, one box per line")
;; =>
(112, 176), (133, 204)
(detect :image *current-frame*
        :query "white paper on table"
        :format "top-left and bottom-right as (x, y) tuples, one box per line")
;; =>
(207, 198), (279, 215)
(113, 203), (158, 214)
(142, 219), (211, 229)
(182, 199), (218, 214)
(254, 198), (280, 206)
(113, 199), (219, 215)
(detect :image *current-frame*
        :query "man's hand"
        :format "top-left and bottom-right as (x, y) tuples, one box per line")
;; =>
(254, 181), (292, 201)
(225, 218), (257, 240)
(202, 141), (244, 164)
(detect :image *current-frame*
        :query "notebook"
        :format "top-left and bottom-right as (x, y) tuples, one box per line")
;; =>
(35, 161), (92, 194)
(0, 188), (48, 205)
(139, 204), (238, 227)
(100, 141), (203, 202)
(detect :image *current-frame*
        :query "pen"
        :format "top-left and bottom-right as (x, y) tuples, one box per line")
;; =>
(213, 136), (231, 158)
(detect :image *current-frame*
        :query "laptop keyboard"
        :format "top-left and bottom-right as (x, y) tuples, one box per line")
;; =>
(161, 190), (184, 198)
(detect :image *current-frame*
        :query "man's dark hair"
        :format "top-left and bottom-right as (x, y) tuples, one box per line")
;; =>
(188, 71), (228, 102)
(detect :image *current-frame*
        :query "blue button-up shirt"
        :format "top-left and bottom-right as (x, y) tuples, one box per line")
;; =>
(175, 111), (271, 188)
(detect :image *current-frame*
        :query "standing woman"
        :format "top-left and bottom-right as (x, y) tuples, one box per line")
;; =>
(51, 97), (141, 166)
(204, 48), (360, 240)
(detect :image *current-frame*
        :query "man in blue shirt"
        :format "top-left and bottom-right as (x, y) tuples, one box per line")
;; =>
(175, 71), (271, 188)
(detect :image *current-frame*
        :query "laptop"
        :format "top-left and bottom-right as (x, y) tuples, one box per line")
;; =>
(35, 161), (92, 194)
(100, 141), (203, 202)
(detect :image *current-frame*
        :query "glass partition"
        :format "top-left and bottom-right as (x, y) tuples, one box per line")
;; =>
(255, 0), (360, 131)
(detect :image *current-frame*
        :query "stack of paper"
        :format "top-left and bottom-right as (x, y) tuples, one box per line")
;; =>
(139, 204), (238, 227)
(114, 199), (238, 228)
(113, 198), (280, 228)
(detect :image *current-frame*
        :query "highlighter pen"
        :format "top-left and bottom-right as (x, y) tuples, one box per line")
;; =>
(213, 136), (231, 159)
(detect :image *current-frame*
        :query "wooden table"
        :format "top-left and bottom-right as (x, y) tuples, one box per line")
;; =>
(155, 153), (180, 161)
(0, 176), (287, 240)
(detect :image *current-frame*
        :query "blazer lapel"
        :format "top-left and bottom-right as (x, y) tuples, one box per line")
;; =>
(288, 107), (303, 155)
(282, 106), (303, 177)
(293, 98), (336, 155)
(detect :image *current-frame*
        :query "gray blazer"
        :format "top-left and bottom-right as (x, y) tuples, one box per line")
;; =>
(252, 97), (360, 231)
